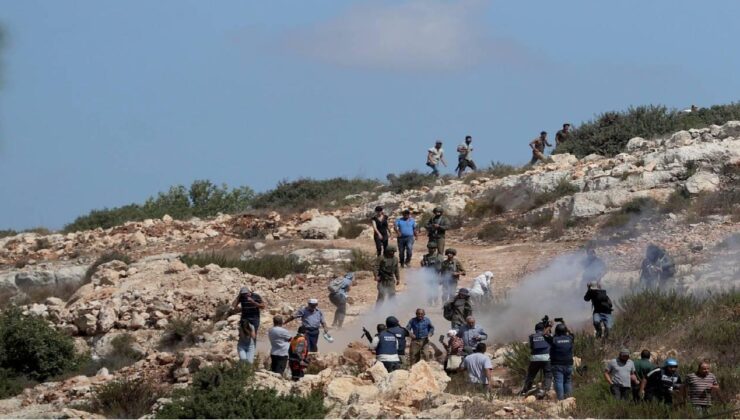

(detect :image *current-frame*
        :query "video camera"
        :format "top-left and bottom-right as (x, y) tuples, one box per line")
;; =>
(541, 315), (565, 326)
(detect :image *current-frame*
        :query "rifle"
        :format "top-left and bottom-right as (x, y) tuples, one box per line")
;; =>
(361, 327), (373, 344)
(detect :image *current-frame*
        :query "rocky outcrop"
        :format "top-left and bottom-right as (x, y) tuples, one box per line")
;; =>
(298, 215), (342, 239)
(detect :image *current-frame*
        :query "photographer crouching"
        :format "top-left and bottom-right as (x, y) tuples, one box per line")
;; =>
(519, 317), (553, 399)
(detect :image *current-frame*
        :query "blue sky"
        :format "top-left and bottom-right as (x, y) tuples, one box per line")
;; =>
(1, 0), (739, 230)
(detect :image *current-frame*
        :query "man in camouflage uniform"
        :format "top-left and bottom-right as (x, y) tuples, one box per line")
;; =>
(426, 207), (449, 255)
(440, 248), (465, 302)
(421, 241), (443, 305)
(639, 244), (676, 289)
(376, 245), (401, 306)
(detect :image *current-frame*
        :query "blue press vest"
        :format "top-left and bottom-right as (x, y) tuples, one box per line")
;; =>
(549, 335), (574, 365)
(387, 326), (407, 355)
(376, 331), (399, 356)
(529, 332), (550, 355)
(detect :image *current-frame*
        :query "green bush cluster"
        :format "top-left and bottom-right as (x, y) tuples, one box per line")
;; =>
(476, 221), (509, 242)
(343, 249), (377, 272)
(159, 317), (202, 350)
(180, 252), (309, 279)
(155, 363), (328, 419)
(85, 377), (163, 418)
(0, 307), (79, 388)
(252, 177), (380, 210)
(337, 220), (367, 239)
(557, 103), (740, 157)
(64, 180), (255, 233)
(529, 178), (579, 209)
(385, 170), (437, 193)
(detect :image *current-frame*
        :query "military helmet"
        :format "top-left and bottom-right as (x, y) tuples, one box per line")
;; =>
(386, 244), (397, 252)
(433, 207), (443, 213)
(445, 248), (457, 256)
(427, 241), (438, 249)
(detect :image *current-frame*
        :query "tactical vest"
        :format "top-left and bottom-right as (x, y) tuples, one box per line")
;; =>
(376, 331), (398, 356)
(387, 326), (407, 354)
(529, 332), (550, 355)
(377, 256), (398, 282)
(440, 259), (460, 275)
(549, 335), (574, 365)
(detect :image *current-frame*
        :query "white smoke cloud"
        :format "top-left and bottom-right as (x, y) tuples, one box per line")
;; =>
(282, 0), (529, 72)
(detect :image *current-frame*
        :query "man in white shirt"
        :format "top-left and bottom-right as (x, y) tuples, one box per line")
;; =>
(426, 140), (447, 177)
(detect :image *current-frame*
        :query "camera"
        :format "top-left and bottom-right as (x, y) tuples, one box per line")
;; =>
(554, 317), (564, 323)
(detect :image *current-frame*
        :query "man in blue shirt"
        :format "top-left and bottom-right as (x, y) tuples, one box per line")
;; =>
(456, 316), (488, 355)
(394, 209), (418, 267)
(406, 308), (435, 365)
(286, 298), (329, 352)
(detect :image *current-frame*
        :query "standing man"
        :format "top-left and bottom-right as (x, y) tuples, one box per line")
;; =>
(394, 209), (417, 267)
(406, 308), (435, 365)
(440, 248), (466, 302)
(425, 207), (449, 255)
(370, 324), (401, 372)
(461, 343), (494, 390)
(547, 322), (575, 401)
(555, 123), (571, 147)
(420, 241), (443, 305)
(456, 135), (477, 177)
(604, 349), (638, 400)
(632, 349), (656, 401)
(328, 273), (354, 329)
(232, 286), (266, 335)
(375, 245), (400, 305)
(583, 282), (614, 339)
(639, 244), (676, 289)
(445, 288), (473, 329)
(641, 358), (682, 406)
(385, 316), (409, 360)
(686, 361), (720, 415)
(520, 321), (552, 398)
(426, 140), (447, 177)
(457, 316), (488, 355)
(371, 206), (389, 257)
(529, 131), (552, 165)
(285, 299), (329, 353)
(268, 315), (293, 375)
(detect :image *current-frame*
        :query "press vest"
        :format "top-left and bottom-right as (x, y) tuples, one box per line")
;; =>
(387, 326), (407, 355)
(549, 335), (574, 365)
(376, 331), (399, 356)
(529, 332), (551, 356)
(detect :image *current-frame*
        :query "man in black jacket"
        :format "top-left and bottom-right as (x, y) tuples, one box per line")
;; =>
(546, 322), (574, 400)
(584, 282), (613, 338)
(520, 322), (553, 398)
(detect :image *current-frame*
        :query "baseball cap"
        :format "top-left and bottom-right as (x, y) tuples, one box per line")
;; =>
(239, 287), (250, 294)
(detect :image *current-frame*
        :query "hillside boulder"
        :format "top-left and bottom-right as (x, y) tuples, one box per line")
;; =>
(685, 172), (720, 194)
(298, 215), (341, 239)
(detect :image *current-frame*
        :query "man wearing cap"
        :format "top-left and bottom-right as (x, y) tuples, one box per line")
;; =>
(425, 207), (449, 255)
(285, 299), (329, 352)
(375, 245), (400, 305)
(231, 286), (266, 335)
(394, 209), (417, 268)
(328, 273), (354, 329)
(604, 349), (638, 400)
(456, 316), (488, 355)
(447, 288), (473, 329)
(426, 140), (447, 177)
(440, 248), (466, 302)
(371, 206), (389, 257)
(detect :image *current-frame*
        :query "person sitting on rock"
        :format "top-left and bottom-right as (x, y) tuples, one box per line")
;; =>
(439, 329), (464, 373)
(369, 324), (401, 372)
(288, 326), (309, 381)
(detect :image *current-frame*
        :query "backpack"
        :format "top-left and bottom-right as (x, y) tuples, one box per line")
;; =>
(328, 277), (344, 294)
(443, 301), (454, 321)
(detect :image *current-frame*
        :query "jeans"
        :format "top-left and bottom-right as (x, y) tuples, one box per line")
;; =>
(306, 328), (320, 352)
(427, 161), (440, 176)
(397, 236), (414, 265)
(271, 355), (288, 375)
(237, 338), (256, 363)
(521, 360), (552, 394)
(552, 365), (573, 400)
(374, 236), (388, 256)
(610, 383), (631, 400)
(593, 313), (613, 338)
(329, 293), (347, 328)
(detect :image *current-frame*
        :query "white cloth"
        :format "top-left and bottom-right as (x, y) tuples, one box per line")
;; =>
(428, 147), (444, 164)
(469, 272), (493, 296)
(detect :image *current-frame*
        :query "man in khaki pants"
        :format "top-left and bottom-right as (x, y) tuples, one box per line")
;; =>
(405, 308), (435, 365)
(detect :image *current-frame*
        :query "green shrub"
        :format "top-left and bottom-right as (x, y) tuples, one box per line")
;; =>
(557, 103), (740, 157)
(156, 363), (328, 419)
(476, 221), (509, 242)
(337, 220), (366, 239)
(64, 180), (254, 233)
(180, 252), (309, 279)
(0, 307), (79, 381)
(611, 290), (697, 343)
(386, 171), (436, 193)
(344, 249), (376, 272)
(661, 187), (692, 214)
(83, 251), (133, 284)
(485, 161), (526, 178)
(252, 177), (380, 210)
(160, 317), (201, 350)
(569, 381), (698, 419)
(529, 178), (579, 209)
(502, 341), (530, 377)
(0, 229), (18, 239)
(86, 377), (163, 419)
(601, 197), (659, 231)
(464, 193), (505, 218)
(0, 368), (33, 399)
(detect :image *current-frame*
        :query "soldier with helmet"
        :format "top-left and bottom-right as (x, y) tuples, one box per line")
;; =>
(440, 248), (465, 302)
(375, 244), (400, 306)
(421, 241), (443, 305)
(426, 207), (449, 255)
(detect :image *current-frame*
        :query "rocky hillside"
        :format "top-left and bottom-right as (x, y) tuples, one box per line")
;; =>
(0, 122), (738, 418)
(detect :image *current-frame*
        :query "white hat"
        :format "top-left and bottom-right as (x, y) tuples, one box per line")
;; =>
(447, 329), (458, 337)
(308, 298), (319, 305)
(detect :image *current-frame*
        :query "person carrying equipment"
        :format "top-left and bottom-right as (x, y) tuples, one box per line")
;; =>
(520, 321), (553, 399)
(440, 248), (465, 302)
(425, 207), (449, 255)
(385, 316), (410, 359)
(369, 324), (401, 372)
(375, 245), (400, 305)
(639, 244), (676, 289)
(444, 288), (473, 329)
